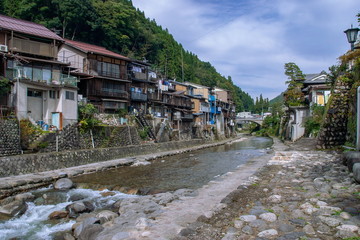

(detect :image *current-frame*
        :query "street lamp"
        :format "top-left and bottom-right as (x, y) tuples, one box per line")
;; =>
(344, 25), (359, 50)
(345, 25), (360, 150)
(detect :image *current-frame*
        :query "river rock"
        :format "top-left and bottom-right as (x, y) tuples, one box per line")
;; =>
(259, 212), (277, 222)
(54, 178), (74, 190)
(49, 210), (68, 219)
(303, 224), (316, 235)
(152, 192), (177, 205)
(66, 201), (94, 217)
(267, 194), (282, 203)
(74, 217), (100, 238)
(78, 224), (104, 240)
(96, 210), (118, 224)
(0, 199), (27, 218)
(14, 192), (35, 202)
(234, 219), (244, 229)
(119, 198), (162, 219)
(40, 191), (68, 205)
(173, 188), (198, 198)
(100, 191), (116, 197)
(239, 215), (257, 222)
(319, 216), (342, 227)
(336, 224), (359, 232)
(257, 229), (278, 238)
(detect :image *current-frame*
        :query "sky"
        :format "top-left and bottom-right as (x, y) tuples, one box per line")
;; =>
(131, 0), (359, 100)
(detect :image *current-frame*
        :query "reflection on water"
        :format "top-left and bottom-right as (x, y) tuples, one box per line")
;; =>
(72, 137), (273, 193)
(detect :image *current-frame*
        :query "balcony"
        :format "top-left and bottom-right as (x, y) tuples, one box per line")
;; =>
(182, 113), (194, 121)
(148, 92), (162, 101)
(6, 68), (78, 87)
(89, 89), (129, 99)
(12, 37), (56, 58)
(131, 92), (147, 102)
(129, 71), (148, 82)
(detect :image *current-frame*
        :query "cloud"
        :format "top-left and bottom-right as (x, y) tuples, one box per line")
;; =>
(132, 0), (359, 99)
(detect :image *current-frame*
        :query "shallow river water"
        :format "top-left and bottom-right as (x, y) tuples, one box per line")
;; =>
(0, 136), (272, 239)
(72, 136), (273, 192)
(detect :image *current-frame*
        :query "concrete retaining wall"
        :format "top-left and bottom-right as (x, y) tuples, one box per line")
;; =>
(0, 139), (206, 177)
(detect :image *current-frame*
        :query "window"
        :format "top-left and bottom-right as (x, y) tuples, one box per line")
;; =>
(97, 62), (120, 78)
(27, 90), (42, 98)
(42, 69), (52, 83)
(49, 90), (58, 99)
(65, 91), (75, 100)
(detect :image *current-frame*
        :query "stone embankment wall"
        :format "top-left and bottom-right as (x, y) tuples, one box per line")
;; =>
(0, 118), (21, 156)
(39, 125), (141, 153)
(316, 78), (351, 149)
(0, 139), (206, 177)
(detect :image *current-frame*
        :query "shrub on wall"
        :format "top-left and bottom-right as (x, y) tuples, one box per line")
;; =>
(304, 104), (325, 137)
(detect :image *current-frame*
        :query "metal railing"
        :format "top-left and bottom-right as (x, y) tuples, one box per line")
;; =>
(131, 92), (147, 101)
(89, 89), (129, 99)
(6, 68), (78, 87)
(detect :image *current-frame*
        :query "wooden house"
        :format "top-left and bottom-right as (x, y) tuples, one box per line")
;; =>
(0, 14), (78, 129)
(58, 39), (130, 113)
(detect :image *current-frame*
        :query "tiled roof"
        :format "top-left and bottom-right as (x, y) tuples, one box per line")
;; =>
(0, 14), (63, 41)
(304, 71), (329, 84)
(65, 39), (129, 60)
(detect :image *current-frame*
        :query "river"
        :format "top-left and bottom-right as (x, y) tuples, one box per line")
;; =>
(0, 136), (272, 240)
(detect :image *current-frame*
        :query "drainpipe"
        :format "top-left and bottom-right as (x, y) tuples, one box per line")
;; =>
(357, 86), (360, 151)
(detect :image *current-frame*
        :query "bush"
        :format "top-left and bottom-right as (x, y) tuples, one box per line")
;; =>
(304, 104), (325, 137)
(78, 103), (100, 133)
(138, 126), (150, 140)
(19, 119), (42, 149)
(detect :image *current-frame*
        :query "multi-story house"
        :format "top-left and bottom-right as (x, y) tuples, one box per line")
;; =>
(164, 80), (192, 123)
(302, 71), (331, 107)
(0, 14), (78, 129)
(285, 71), (330, 141)
(128, 60), (149, 114)
(214, 87), (236, 135)
(58, 39), (130, 114)
(183, 82), (211, 125)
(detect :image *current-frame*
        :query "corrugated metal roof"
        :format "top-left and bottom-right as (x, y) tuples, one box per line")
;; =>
(65, 39), (129, 60)
(0, 14), (63, 41)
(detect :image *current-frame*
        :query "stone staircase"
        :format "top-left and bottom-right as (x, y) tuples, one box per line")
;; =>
(136, 114), (156, 141)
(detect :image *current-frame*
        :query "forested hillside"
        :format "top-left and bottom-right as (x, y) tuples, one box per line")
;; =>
(0, 0), (254, 111)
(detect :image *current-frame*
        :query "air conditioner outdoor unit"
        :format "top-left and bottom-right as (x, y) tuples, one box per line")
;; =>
(0, 44), (8, 52)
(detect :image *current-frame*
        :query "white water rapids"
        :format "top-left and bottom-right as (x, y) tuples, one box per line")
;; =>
(0, 188), (133, 240)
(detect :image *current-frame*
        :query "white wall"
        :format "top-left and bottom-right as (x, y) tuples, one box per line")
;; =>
(58, 45), (86, 72)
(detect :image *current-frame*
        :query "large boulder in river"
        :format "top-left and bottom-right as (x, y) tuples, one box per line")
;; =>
(0, 199), (27, 219)
(49, 210), (69, 220)
(74, 217), (102, 239)
(14, 192), (35, 202)
(66, 201), (94, 218)
(54, 178), (74, 190)
(96, 210), (118, 224)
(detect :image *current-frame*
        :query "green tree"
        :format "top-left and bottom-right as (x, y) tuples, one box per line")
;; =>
(78, 103), (99, 132)
(0, 78), (10, 96)
(283, 62), (305, 106)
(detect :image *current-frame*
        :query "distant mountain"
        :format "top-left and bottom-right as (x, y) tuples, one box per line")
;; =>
(269, 93), (284, 105)
(0, 0), (254, 111)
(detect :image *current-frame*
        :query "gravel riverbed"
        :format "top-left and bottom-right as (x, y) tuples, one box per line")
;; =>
(175, 138), (360, 240)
